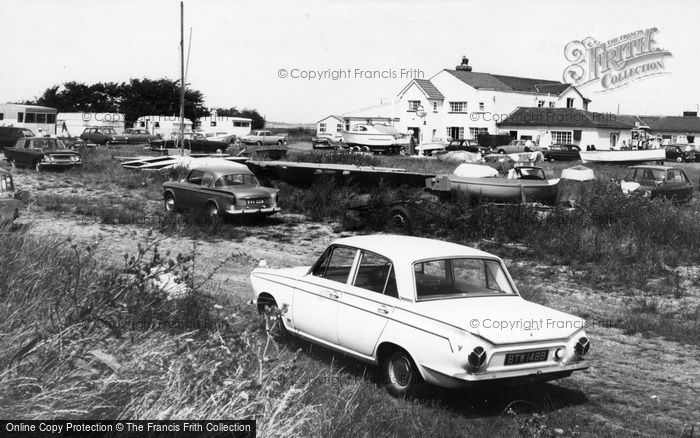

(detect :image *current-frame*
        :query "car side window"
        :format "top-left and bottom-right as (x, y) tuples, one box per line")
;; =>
(311, 246), (357, 284)
(187, 170), (204, 185)
(201, 173), (214, 187)
(353, 251), (397, 297)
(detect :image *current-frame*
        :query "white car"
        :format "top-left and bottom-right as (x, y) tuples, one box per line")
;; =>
(250, 235), (590, 397)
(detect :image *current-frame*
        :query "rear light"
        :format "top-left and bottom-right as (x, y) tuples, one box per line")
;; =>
(574, 337), (590, 356)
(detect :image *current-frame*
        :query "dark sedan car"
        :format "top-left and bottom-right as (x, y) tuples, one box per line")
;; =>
(544, 143), (581, 161)
(437, 139), (493, 155)
(0, 166), (22, 226)
(621, 165), (693, 203)
(79, 127), (128, 145)
(123, 128), (161, 144)
(163, 160), (280, 220)
(4, 137), (81, 171)
(150, 132), (229, 154)
(664, 145), (695, 163)
(0, 126), (34, 151)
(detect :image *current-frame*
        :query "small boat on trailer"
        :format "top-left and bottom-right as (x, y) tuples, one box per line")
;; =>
(341, 124), (410, 154)
(425, 164), (560, 204)
(118, 154), (249, 170)
(579, 148), (665, 164)
(245, 160), (434, 188)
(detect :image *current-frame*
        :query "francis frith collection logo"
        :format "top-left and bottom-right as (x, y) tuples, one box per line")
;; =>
(562, 28), (672, 92)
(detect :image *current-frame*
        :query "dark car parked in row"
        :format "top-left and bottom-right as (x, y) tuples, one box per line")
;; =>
(150, 132), (229, 154)
(664, 145), (695, 163)
(80, 127), (128, 145)
(621, 165), (693, 203)
(0, 126), (35, 151)
(544, 143), (581, 161)
(4, 137), (81, 171)
(437, 139), (493, 155)
(162, 160), (279, 220)
(0, 166), (22, 226)
(123, 128), (161, 144)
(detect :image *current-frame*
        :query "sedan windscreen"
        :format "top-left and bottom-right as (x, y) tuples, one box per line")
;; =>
(414, 258), (515, 299)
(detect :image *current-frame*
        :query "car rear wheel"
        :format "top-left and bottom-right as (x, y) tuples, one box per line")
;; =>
(206, 202), (221, 224)
(35, 161), (42, 172)
(382, 349), (422, 398)
(164, 193), (176, 213)
(256, 141), (262, 146)
(9, 159), (16, 168)
(498, 149), (506, 154)
(676, 156), (683, 163)
(276, 140), (283, 146)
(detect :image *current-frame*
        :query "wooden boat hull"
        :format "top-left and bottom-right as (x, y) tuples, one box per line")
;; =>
(579, 149), (664, 164)
(426, 175), (560, 204)
(246, 160), (434, 188)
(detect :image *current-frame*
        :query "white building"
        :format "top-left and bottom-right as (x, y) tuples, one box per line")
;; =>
(316, 115), (345, 137)
(316, 102), (399, 138)
(394, 57), (589, 144)
(135, 115), (193, 138)
(0, 104), (57, 135)
(56, 112), (126, 137)
(196, 115), (253, 138)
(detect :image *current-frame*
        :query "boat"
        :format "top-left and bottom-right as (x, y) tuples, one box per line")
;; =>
(579, 148), (665, 164)
(245, 160), (434, 188)
(425, 163), (560, 204)
(341, 124), (410, 154)
(119, 154), (249, 170)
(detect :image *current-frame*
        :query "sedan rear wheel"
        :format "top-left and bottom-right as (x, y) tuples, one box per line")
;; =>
(35, 161), (42, 172)
(383, 349), (422, 398)
(206, 202), (221, 225)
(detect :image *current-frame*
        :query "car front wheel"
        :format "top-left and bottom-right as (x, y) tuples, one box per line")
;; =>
(676, 156), (683, 163)
(382, 349), (422, 398)
(164, 193), (176, 213)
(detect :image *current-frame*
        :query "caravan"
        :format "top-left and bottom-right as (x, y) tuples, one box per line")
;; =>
(196, 115), (252, 143)
(135, 115), (193, 138)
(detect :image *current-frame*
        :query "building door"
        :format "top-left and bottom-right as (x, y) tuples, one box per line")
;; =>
(610, 133), (619, 148)
(408, 127), (420, 145)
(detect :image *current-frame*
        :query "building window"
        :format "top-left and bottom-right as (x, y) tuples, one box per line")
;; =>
(0, 113), (3, 120)
(154, 122), (160, 128)
(549, 102), (555, 108)
(469, 127), (488, 139)
(537, 100), (545, 108)
(336, 123), (343, 132)
(47, 114), (55, 124)
(433, 102), (438, 112)
(210, 121), (217, 127)
(449, 101), (467, 113)
(25, 113), (36, 123)
(478, 102), (485, 111)
(552, 131), (572, 144)
(566, 98), (575, 108)
(408, 100), (421, 112)
(319, 123), (326, 133)
(446, 127), (465, 140)
(17, 112), (24, 123)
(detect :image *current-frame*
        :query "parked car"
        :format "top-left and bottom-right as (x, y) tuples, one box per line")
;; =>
(4, 137), (81, 171)
(312, 133), (343, 150)
(241, 130), (287, 146)
(440, 139), (493, 155)
(123, 128), (161, 144)
(250, 235), (591, 397)
(162, 160), (280, 220)
(543, 143), (581, 161)
(0, 166), (22, 226)
(150, 132), (229, 154)
(496, 140), (540, 154)
(0, 126), (34, 151)
(664, 145), (695, 163)
(620, 165), (694, 203)
(79, 127), (128, 145)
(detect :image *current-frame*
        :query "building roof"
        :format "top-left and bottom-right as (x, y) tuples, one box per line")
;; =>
(498, 107), (636, 129)
(444, 70), (570, 94)
(637, 116), (700, 133)
(332, 235), (496, 264)
(413, 79), (445, 100)
(317, 115), (345, 124)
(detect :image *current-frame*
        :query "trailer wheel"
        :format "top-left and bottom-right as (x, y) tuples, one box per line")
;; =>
(387, 206), (412, 235)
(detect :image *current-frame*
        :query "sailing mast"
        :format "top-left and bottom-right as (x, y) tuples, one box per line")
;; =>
(179, 0), (185, 155)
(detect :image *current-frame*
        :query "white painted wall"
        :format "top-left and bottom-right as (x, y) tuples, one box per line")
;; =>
(499, 125), (632, 149)
(316, 116), (344, 136)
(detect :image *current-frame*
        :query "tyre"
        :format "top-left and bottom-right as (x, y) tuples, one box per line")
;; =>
(35, 161), (42, 172)
(258, 296), (287, 337)
(164, 193), (176, 213)
(277, 140), (283, 146)
(382, 348), (422, 398)
(256, 141), (263, 146)
(387, 206), (412, 235)
(676, 156), (683, 163)
(205, 202), (221, 224)
(9, 160), (16, 169)
(498, 149), (506, 154)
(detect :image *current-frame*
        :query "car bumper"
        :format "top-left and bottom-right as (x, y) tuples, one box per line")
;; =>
(224, 206), (281, 215)
(420, 360), (589, 388)
(37, 162), (82, 169)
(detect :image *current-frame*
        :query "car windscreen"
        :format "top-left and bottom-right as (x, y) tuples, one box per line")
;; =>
(214, 173), (259, 187)
(414, 258), (515, 300)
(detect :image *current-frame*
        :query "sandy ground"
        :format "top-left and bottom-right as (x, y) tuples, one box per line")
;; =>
(6, 162), (700, 436)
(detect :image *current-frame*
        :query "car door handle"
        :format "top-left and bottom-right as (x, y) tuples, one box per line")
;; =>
(329, 291), (341, 299)
(377, 307), (389, 315)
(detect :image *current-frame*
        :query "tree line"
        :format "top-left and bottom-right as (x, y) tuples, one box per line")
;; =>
(20, 78), (265, 129)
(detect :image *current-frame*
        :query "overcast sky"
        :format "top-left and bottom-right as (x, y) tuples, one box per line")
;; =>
(1, 0), (697, 123)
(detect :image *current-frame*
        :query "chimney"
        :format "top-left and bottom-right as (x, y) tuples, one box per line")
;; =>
(456, 56), (472, 72)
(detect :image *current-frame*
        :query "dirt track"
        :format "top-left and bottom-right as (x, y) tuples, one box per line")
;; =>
(8, 166), (700, 436)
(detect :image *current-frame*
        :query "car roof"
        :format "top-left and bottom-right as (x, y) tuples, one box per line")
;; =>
(189, 158), (253, 176)
(331, 235), (498, 263)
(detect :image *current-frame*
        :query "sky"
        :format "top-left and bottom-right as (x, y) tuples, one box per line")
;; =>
(1, 0), (698, 123)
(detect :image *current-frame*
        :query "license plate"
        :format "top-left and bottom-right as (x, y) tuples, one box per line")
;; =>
(246, 199), (265, 205)
(504, 350), (548, 366)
